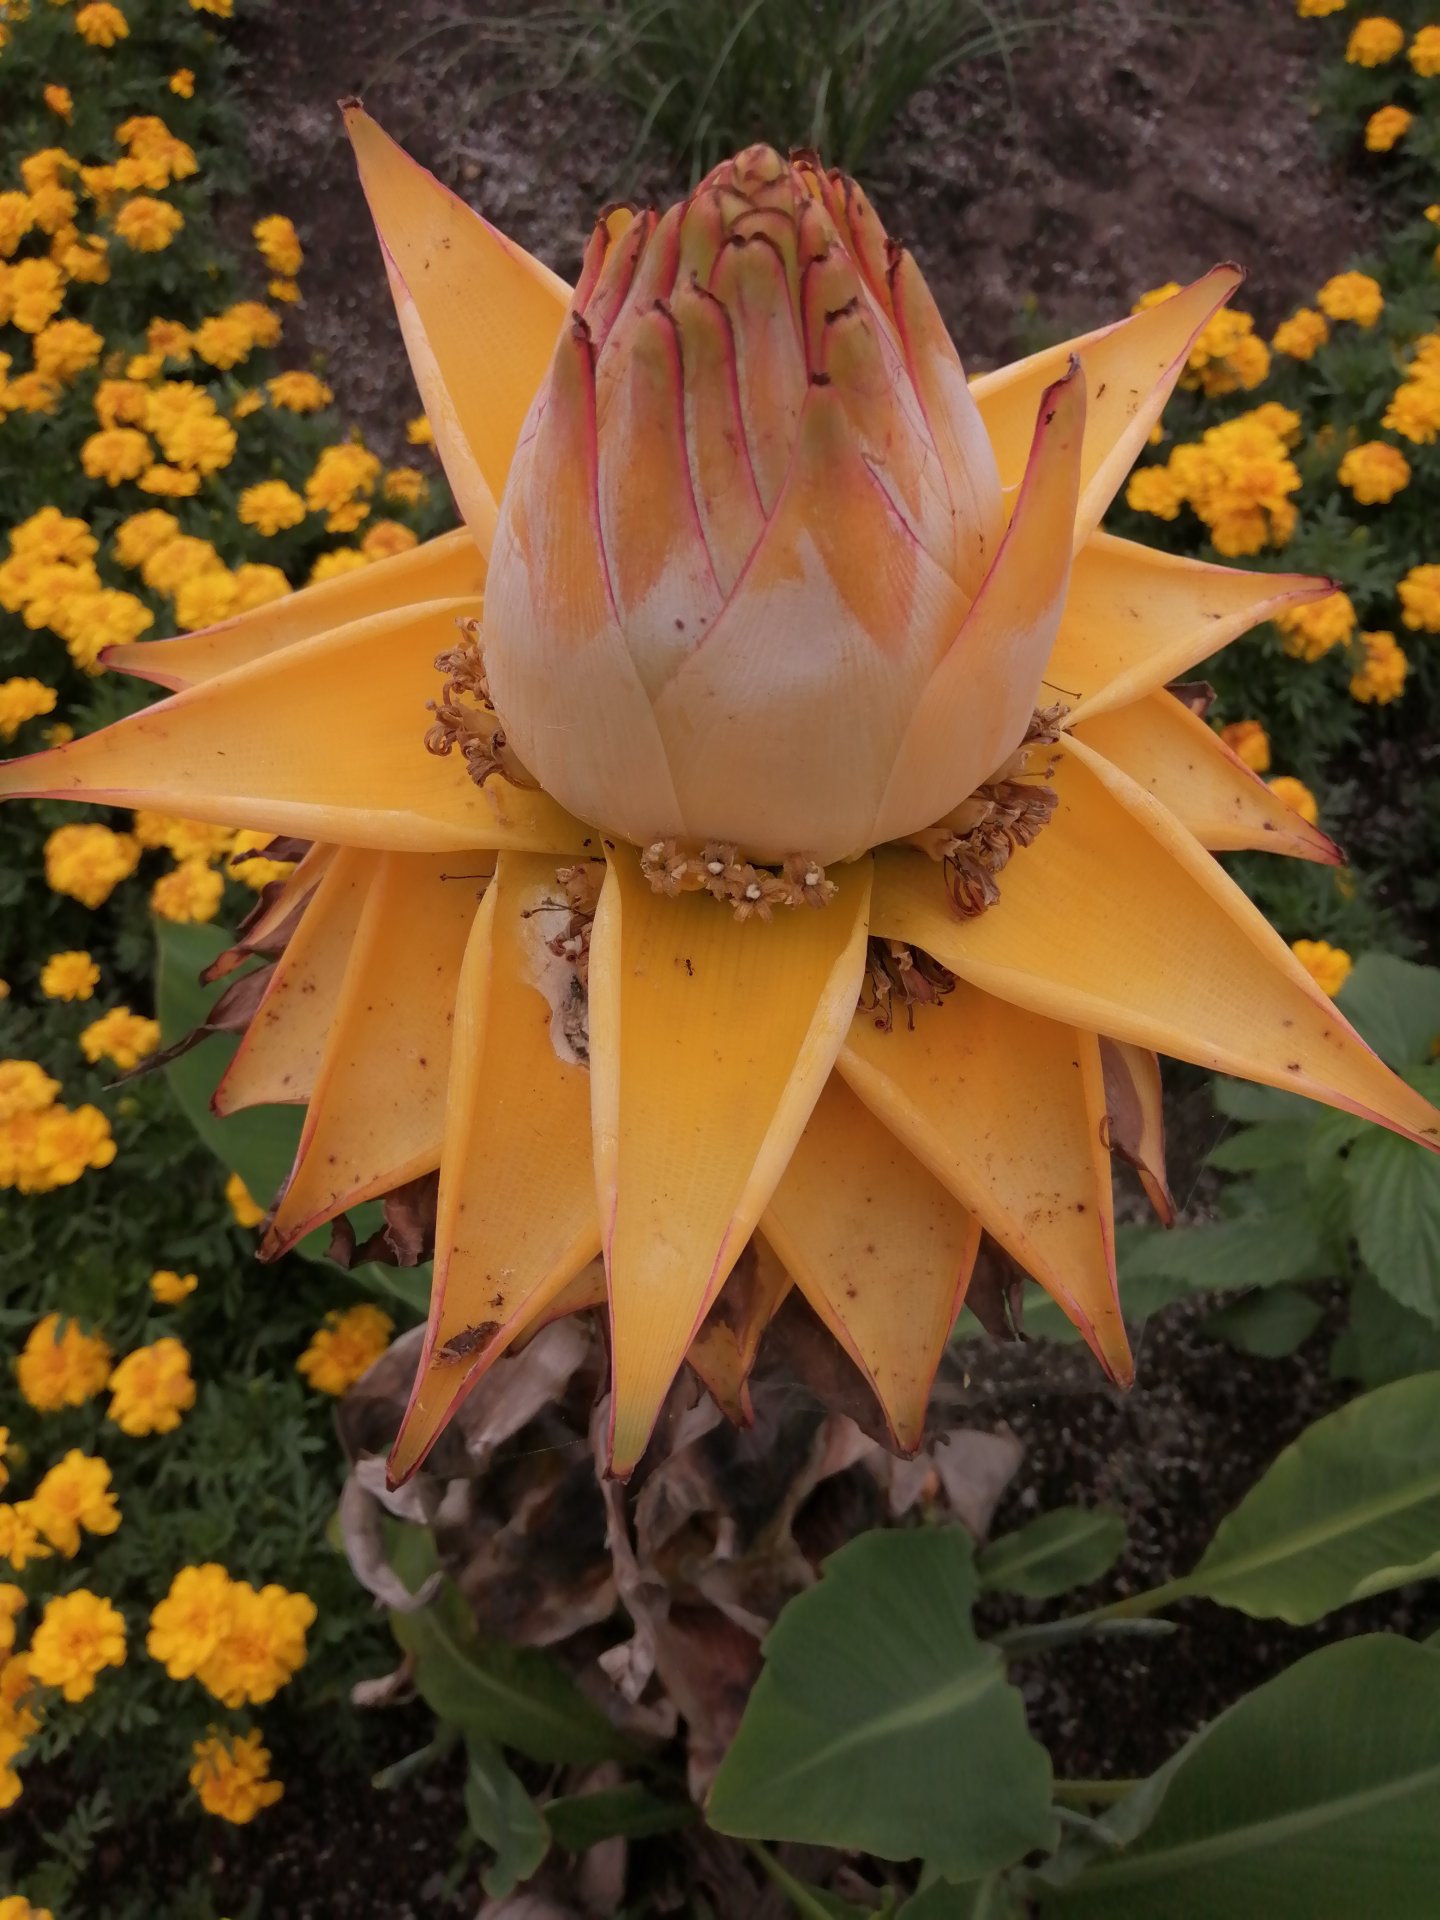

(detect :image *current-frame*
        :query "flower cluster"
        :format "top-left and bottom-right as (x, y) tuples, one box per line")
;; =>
(189, 1727), (284, 1822)
(147, 1563), (315, 1706)
(108, 1336), (196, 1435)
(1, 1070), (115, 1194)
(1126, 403), (1302, 556)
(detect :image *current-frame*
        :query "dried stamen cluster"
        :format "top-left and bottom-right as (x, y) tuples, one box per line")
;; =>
(861, 938), (957, 1031)
(423, 620), (535, 790)
(640, 841), (838, 921)
(906, 706), (1065, 918)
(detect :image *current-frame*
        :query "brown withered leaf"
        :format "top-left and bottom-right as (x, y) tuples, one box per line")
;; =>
(120, 961), (274, 1083)
(965, 1234), (1029, 1345)
(1166, 678), (1217, 718)
(328, 1170), (440, 1269)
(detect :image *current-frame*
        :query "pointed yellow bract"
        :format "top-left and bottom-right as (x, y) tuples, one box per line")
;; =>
(390, 855), (601, 1482)
(591, 843), (873, 1474)
(763, 1073), (981, 1452)
(261, 853), (481, 1256)
(841, 988), (1128, 1381)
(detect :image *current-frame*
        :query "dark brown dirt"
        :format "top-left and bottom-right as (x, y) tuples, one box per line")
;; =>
(233, 0), (1371, 459)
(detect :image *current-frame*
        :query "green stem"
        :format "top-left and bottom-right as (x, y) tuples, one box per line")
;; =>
(1053, 1779), (1138, 1808)
(995, 1614), (1177, 1656)
(747, 1840), (846, 1920)
(1087, 1577), (1194, 1622)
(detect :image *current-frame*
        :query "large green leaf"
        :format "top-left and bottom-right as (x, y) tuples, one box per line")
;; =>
(155, 918), (427, 1316)
(1331, 1279), (1440, 1389)
(976, 1508), (1126, 1600)
(707, 1530), (1055, 1877)
(1204, 1120), (1316, 1173)
(464, 1737), (550, 1897)
(389, 1569), (632, 1768)
(1345, 1130), (1440, 1326)
(900, 1880), (1022, 1919)
(1197, 1286), (1323, 1359)
(1337, 953), (1440, 1070)
(1035, 1636), (1440, 1917)
(1155, 1373), (1440, 1622)
(544, 1784), (693, 1850)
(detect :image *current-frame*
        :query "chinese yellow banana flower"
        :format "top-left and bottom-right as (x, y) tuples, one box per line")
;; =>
(3, 109), (1434, 1482)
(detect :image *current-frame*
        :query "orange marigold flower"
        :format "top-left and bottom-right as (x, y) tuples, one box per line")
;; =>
(297, 1305), (393, 1395)
(27, 1589), (126, 1702)
(189, 1729), (283, 1824)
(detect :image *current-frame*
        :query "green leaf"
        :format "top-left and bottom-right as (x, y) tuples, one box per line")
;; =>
(464, 1737), (550, 1898)
(1344, 1130), (1440, 1326)
(390, 1577), (632, 1767)
(976, 1508), (1126, 1600)
(707, 1530), (1055, 1877)
(1205, 1121), (1316, 1173)
(1034, 1636), (1440, 1917)
(1211, 1078), (1312, 1124)
(1331, 1280), (1440, 1389)
(1197, 1286), (1323, 1359)
(544, 1785), (693, 1850)
(1170, 1372), (1440, 1622)
(154, 918), (427, 1315)
(1337, 953), (1440, 1069)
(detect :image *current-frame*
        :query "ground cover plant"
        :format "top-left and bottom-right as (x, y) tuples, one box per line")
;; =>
(3, 2), (1440, 1916)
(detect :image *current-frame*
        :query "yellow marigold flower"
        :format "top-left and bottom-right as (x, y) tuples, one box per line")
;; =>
(266, 369), (333, 412)
(1317, 270), (1384, 325)
(0, 983), (8, 1004)
(18, 1103), (117, 1191)
(1337, 438), (1410, 503)
(65, 588), (154, 673)
(0, 679), (57, 743)
(32, 317), (102, 381)
(80, 1005), (160, 1070)
(309, 548), (369, 583)
(41, 951), (100, 1001)
(113, 195), (182, 252)
(0, 1505), (51, 1572)
(94, 378), (150, 428)
(1297, 0), (1346, 14)
(1291, 939), (1354, 997)
(232, 563), (291, 613)
(229, 828), (296, 890)
(0, 1062), (60, 1123)
(1346, 15), (1404, 63)
(232, 388), (263, 419)
(169, 68), (196, 98)
(226, 1171), (264, 1227)
(225, 300), (281, 350)
(196, 1580), (316, 1706)
(2, 373), (63, 415)
(1349, 628), (1408, 704)
(1398, 562), (1440, 631)
(0, 1899), (54, 1920)
(1365, 104), (1413, 151)
(160, 410), (237, 476)
(20, 153), (79, 198)
(136, 813), (234, 861)
(192, 314), (251, 370)
(253, 214), (302, 277)
(147, 1563), (232, 1677)
(44, 822), (140, 907)
(1124, 465), (1186, 519)
(297, 1304), (393, 1396)
(1268, 775), (1320, 826)
(1411, 24), (1440, 74)
(125, 352), (163, 380)
(305, 442), (381, 530)
(0, 192), (34, 258)
(141, 531), (221, 594)
(44, 85), (74, 123)
(405, 412), (433, 446)
(152, 858), (224, 924)
(80, 426), (151, 485)
(138, 463), (202, 498)
(383, 465), (428, 505)
(16, 1316), (112, 1414)
(60, 233), (110, 284)
(107, 1336), (196, 1436)
(75, 2), (129, 47)
(0, 1586), (25, 1657)
(28, 182), (78, 237)
(30, 1450), (121, 1555)
(239, 479), (307, 536)
(0, 1430), (9, 1495)
(361, 519), (419, 561)
(1382, 371), (1440, 444)
(112, 508), (180, 568)
(150, 1268), (198, 1304)
(174, 569), (238, 631)
(190, 0), (235, 14)
(1274, 589), (1356, 661)
(190, 1729), (283, 1824)
(147, 317), (192, 361)
(269, 277), (300, 303)
(43, 723), (74, 748)
(7, 257), (65, 332)
(28, 1589), (125, 1702)
(1220, 719), (1270, 772)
